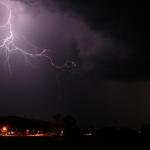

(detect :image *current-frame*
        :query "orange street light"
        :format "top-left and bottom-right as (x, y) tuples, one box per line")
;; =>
(1, 126), (8, 135)
(2, 126), (7, 132)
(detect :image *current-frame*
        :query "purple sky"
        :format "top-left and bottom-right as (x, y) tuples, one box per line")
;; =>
(0, 0), (149, 129)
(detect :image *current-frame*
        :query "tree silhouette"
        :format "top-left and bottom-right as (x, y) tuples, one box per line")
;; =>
(62, 115), (81, 141)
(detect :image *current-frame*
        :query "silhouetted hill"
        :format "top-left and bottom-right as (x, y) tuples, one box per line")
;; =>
(0, 116), (51, 132)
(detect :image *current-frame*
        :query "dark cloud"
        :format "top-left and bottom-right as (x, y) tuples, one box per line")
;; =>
(8, 0), (135, 80)
(11, 0), (149, 80)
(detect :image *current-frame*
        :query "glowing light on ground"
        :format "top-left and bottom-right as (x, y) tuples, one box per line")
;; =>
(1, 126), (7, 132)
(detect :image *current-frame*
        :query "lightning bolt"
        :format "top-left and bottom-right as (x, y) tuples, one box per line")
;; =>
(0, 1), (76, 74)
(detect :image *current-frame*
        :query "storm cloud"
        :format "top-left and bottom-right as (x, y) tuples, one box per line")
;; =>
(0, 0), (149, 129)
(1, 0), (131, 78)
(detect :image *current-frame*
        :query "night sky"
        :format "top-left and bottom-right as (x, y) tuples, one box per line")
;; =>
(0, 0), (149, 129)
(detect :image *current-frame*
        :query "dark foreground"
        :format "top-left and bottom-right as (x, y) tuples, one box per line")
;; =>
(0, 135), (146, 149)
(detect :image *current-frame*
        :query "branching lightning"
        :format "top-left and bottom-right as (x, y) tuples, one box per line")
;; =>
(0, 1), (76, 74)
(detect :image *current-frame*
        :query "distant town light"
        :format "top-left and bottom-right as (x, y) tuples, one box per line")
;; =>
(1, 126), (8, 135)
(60, 130), (64, 136)
(2, 126), (7, 132)
(83, 133), (92, 136)
(26, 129), (30, 135)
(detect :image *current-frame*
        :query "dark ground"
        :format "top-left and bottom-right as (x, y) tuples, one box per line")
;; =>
(0, 134), (145, 149)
